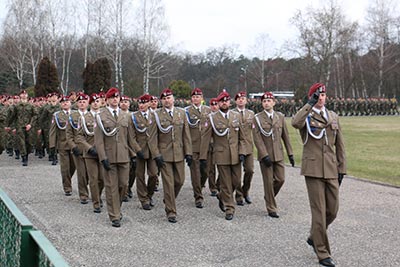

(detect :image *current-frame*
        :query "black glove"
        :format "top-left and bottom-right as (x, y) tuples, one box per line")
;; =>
(136, 150), (144, 160)
(87, 147), (98, 157)
(200, 159), (207, 172)
(338, 173), (345, 186)
(49, 147), (56, 157)
(261, 155), (272, 167)
(239, 154), (245, 163)
(185, 155), (193, 167)
(288, 155), (295, 167)
(101, 159), (111, 171)
(72, 146), (81, 156)
(307, 90), (320, 106)
(131, 157), (137, 169)
(155, 156), (165, 169)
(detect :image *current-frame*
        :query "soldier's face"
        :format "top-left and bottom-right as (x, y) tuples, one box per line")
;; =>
(210, 102), (219, 112)
(262, 98), (275, 111)
(119, 100), (130, 111)
(77, 99), (88, 111)
(139, 102), (149, 112)
(107, 96), (120, 108)
(61, 100), (71, 110)
(218, 99), (230, 111)
(235, 96), (247, 108)
(91, 99), (101, 111)
(20, 93), (28, 101)
(191, 95), (202, 106)
(161, 95), (174, 109)
(314, 93), (326, 109)
(150, 100), (158, 109)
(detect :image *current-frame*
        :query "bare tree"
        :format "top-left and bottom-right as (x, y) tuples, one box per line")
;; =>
(365, 0), (400, 97)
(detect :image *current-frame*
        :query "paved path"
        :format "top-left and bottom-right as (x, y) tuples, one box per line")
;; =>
(1, 153), (400, 267)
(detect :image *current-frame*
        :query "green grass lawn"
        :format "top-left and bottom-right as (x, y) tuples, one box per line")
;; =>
(285, 115), (400, 186)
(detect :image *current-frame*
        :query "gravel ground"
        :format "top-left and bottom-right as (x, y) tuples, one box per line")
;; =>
(1, 153), (400, 267)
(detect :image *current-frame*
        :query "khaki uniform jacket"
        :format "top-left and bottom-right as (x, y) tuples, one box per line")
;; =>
(66, 111), (86, 154)
(292, 104), (346, 178)
(148, 107), (192, 162)
(49, 110), (70, 150)
(253, 111), (293, 161)
(200, 110), (246, 165)
(232, 107), (255, 155)
(94, 108), (140, 164)
(185, 104), (212, 153)
(76, 112), (97, 159)
(130, 110), (153, 159)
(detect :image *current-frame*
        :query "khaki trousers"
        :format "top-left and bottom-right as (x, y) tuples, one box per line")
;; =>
(235, 153), (254, 201)
(160, 161), (185, 217)
(84, 158), (104, 209)
(72, 154), (89, 200)
(217, 164), (241, 215)
(189, 152), (203, 203)
(260, 160), (285, 213)
(305, 176), (339, 260)
(58, 149), (75, 193)
(207, 148), (218, 193)
(104, 162), (129, 221)
(135, 157), (158, 205)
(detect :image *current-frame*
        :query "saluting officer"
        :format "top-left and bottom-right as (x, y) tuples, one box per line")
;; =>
(253, 92), (294, 218)
(232, 91), (255, 205)
(94, 87), (141, 227)
(200, 91), (245, 221)
(148, 88), (192, 223)
(292, 83), (346, 267)
(130, 94), (157, 210)
(49, 95), (76, 196)
(76, 93), (104, 213)
(185, 88), (212, 208)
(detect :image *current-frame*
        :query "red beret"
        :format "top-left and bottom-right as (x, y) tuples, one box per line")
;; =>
(217, 91), (231, 102)
(105, 87), (120, 99)
(308, 83), (326, 98)
(89, 93), (100, 104)
(120, 95), (131, 102)
(210, 98), (218, 105)
(98, 91), (105, 98)
(13, 95), (20, 99)
(235, 91), (247, 100)
(261, 91), (274, 100)
(76, 93), (89, 101)
(160, 88), (173, 99)
(150, 95), (158, 101)
(138, 94), (152, 103)
(19, 89), (27, 95)
(191, 88), (203, 96)
(60, 95), (70, 102)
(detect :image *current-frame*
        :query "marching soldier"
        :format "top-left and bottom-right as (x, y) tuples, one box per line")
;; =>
(253, 92), (294, 218)
(6, 90), (37, 166)
(207, 97), (220, 196)
(200, 91), (245, 220)
(148, 88), (192, 223)
(232, 91), (255, 205)
(149, 95), (160, 191)
(94, 87), (141, 227)
(130, 94), (157, 210)
(185, 88), (212, 208)
(49, 95), (76, 196)
(292, 83), (346, 267)
(66, 93), (90, 204)
(76, 93), (104, 213)
(39, 92), (60, 161)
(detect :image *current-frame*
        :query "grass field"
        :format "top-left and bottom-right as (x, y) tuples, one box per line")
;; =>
(285, 115), (400, 186)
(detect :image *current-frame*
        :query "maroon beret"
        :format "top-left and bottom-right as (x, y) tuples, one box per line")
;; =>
(76, 93), (89, 101)
(98, 91), (105, 98)
(89, 93), (100, 104)
(261, 91), (275, 100)
(19, 89), (27, 95)
(138, 94), (152, 103)
(150, 95), (158, 101)
(105, 87), (120, 99)
(235, 91), (247, 100)
(120, 95), (131, 102)
(308, 83), (326, 98)
(210, 98), (218, 105)
(60, 95), (70, 102)
(160, 88), (173, 99)
(217, 91), (231, 102)
(191, 88), (203, 96)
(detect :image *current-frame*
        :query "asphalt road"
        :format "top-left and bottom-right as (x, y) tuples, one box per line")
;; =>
(1, 153), (399, 267)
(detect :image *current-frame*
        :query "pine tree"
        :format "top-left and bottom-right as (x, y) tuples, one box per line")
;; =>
(82, 57), (111, 95)
(34, 56), (60, 97)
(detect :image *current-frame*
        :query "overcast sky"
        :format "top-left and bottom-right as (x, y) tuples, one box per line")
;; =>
(0, 0), (372, 57)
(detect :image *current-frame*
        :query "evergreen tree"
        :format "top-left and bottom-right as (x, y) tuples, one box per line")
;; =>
(169, 80), (191, 98)
(82, 57), (111, 95)
(34, 56), (60, 96)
